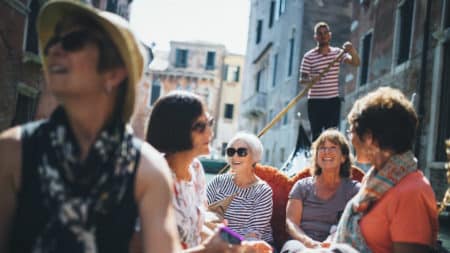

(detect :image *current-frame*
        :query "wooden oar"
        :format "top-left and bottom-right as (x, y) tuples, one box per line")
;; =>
(217, 50), (345, 175)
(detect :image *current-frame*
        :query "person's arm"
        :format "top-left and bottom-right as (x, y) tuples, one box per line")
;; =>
(135, 143), (181, 253)
(0, 127), (22, 253)
(286, 199), (320, 248)
(298, 52), (319, 86)
(342, 41), (360, 67)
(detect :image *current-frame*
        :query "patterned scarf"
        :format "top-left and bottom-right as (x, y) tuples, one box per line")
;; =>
(32, 107), (139, 253)
(334, 151), (418, 252)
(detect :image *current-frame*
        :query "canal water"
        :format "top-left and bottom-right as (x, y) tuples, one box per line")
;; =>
(205, 172), (450, 250)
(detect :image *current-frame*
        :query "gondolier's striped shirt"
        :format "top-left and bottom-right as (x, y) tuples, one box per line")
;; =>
(300, 46), (348, 99)
(206, 173), (273, 243)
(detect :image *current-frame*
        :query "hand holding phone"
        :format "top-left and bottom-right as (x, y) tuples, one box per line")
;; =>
(219, 226), (243, 245)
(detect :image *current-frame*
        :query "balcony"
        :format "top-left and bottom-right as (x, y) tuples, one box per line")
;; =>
(241, 92), (267, 118)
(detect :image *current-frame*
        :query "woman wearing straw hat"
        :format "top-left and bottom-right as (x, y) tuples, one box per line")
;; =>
(0, 1), (179, 253)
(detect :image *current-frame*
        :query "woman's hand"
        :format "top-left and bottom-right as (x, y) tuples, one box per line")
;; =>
(204, 211), (225, 231)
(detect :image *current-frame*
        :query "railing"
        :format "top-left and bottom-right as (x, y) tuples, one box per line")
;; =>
(241, 92), (267, 117)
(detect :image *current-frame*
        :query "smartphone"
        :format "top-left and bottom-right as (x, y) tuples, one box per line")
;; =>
(219, 226), (244, 245)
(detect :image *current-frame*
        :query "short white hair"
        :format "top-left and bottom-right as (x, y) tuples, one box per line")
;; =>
(227, 132), (263, 162)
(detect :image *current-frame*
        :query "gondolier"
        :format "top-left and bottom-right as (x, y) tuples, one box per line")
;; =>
(299, 21), (360, 141)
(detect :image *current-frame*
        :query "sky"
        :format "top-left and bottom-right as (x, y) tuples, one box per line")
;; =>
(129, 0), (250, 55)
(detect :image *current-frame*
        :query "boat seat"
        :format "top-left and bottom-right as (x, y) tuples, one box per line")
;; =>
(254, 164), (365, 250)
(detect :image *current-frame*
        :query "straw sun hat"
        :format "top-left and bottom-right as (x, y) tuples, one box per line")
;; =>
(37, 0), (145, 122)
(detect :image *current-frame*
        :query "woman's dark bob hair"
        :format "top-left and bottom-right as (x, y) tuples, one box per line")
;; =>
(146, 90), (204, 154)
(347, 86), (418, 154)
(311, 129), (353, 178)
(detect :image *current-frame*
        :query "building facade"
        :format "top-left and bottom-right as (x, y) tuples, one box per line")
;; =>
(240, 0), (352, 167)
(0, 0), (131, 132)
(343, 0), (450, 200)
(147, 41), (244, 158)
(215, 54), (245, 158)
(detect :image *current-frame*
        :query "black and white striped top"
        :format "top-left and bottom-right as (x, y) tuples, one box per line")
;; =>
(206, 173), (273, 243)
(300, 46), (348, 99)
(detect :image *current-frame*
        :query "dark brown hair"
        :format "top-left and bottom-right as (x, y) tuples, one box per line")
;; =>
(347, 87), (418, 153)
(146, 91), (204, 154)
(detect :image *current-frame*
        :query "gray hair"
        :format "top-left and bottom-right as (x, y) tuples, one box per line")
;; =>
(227, 132), (263, 163)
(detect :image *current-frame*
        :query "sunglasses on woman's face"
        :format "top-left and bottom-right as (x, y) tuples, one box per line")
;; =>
(44, 30), (99, 55)
(226, 147), (248, 157)
(191, 117), (214, 133)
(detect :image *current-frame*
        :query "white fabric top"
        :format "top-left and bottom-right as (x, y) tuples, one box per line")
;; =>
(172, 159), (207, 249)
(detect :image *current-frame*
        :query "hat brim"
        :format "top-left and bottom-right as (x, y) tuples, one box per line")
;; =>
(38, 0), (143, 122)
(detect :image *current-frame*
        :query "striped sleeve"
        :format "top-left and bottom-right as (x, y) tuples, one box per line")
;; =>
(206, 174), (223, 204)
(246, 184), (273, 241)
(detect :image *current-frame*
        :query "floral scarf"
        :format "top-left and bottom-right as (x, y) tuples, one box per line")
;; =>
(31, 107), (139, 253)
(334, 151), (418, 252)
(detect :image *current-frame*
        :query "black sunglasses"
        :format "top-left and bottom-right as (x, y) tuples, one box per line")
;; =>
(191, 117), (214, 133)
(44, 30), (99, 55)
(226, 147), (248, 157)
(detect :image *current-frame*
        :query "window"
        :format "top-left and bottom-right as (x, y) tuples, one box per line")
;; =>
(256, 19), (263, 44)
(221, 142), (228, 157)
(106, 0), (117, 11)
(272, 53), (278, 87)
(283, 102), (288, 125)
(435, 41), (450, 161)
(206, 51), (216, 70)
(359, 32), (372, 86)
(446, 0), (450, 27)
(149, 78), (161, 106)
(223, 65), (240, 82)
(288, 37), (295, 77)
(280, 147), (285, 163)
(269, 1), (275, 28)
(234, 66), (240, 82)
(25, 0), (40, 54)
(224, 104), (234, 119)
(269, 109), (274, 125)
(175, 49), (188, 68)
(222, 65), (229, 80)
(396, 0), (414, 65)
(10, 84), (39, 126)
(278, 0), (286, 16)
(256, 70), (262, 92)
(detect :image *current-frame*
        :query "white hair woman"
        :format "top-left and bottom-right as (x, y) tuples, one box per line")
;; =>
(207, 132), (274, 246)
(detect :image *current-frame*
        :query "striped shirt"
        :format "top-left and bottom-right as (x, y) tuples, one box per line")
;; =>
(300, 46), (348, 99)
(206, 173), (274, 243)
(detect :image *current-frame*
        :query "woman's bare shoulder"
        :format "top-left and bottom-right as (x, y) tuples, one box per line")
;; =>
(138, 142), (171, 177)
(134, 142), (173, 200)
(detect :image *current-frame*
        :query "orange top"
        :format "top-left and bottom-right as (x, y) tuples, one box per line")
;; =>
(360, 171), (438, 253)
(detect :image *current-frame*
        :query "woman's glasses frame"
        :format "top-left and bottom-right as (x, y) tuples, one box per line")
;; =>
(191, 117), (214, 133)
(44, 29), (101, 56)
(226, 147), (248, 157)
(317, 146), (339, 154)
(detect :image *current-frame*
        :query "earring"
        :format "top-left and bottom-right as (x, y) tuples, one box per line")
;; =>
(105, 82), (112, 94)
